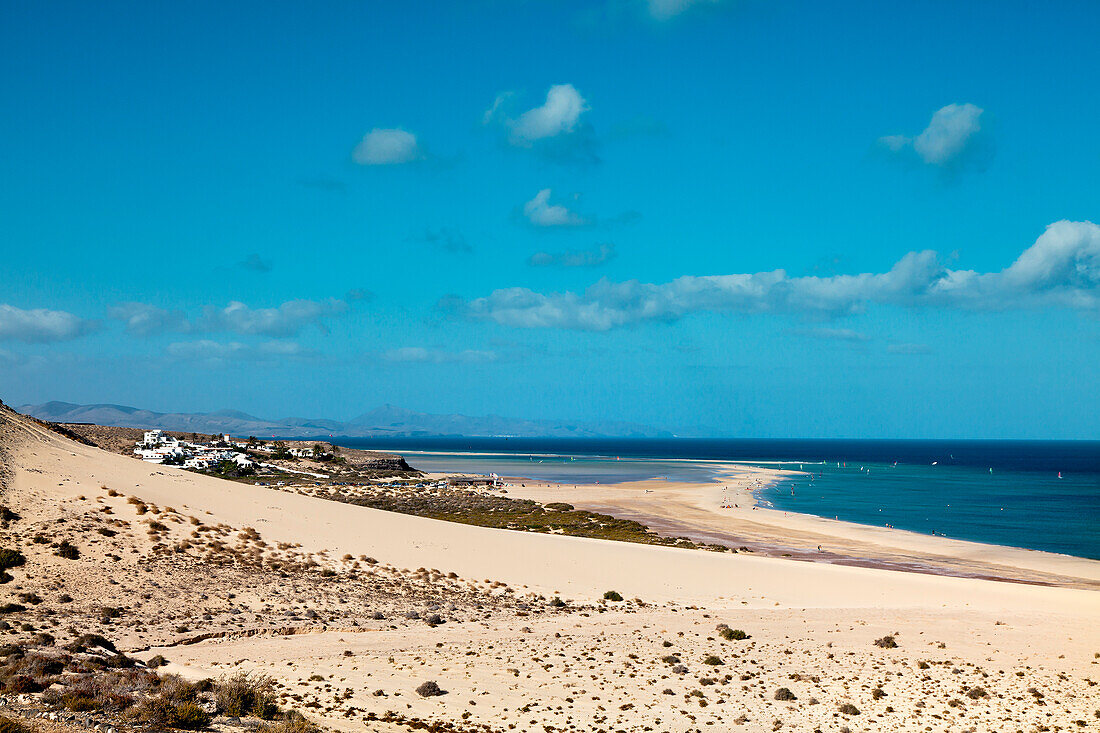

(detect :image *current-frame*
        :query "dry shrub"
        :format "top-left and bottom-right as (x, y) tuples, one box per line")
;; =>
(127, 696), (210, 730)
(0, 549), (25, 571)
(415, 680), (444, 697)
(264, 711), (321, 733)
(55, 541), (80, 560)
(215, 671), (279, 719)
(0, 715), (31, 733)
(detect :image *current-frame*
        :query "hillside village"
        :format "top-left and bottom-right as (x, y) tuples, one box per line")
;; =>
(133, 429), (337, 476)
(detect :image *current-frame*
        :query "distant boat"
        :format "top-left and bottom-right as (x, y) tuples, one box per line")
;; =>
(932, 461), (938, 465)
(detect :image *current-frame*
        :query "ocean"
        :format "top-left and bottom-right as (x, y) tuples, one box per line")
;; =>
(335, 437), (1100, 561)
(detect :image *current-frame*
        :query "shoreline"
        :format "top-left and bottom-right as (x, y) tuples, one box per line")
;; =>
(429, 457), (1100, 589)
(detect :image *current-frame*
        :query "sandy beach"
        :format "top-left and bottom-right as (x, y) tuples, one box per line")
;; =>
(494, 462), (1100, 589)
(2, 408), (1099, 732)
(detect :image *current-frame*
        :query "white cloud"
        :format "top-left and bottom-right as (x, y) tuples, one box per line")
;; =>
(529, 242), (616, 267)
(0, 304), (95, 343)
(109, 297), (351, 337)
(523, 189), (587, 227)
(108, 302), (190, 337)
(451, 220), (1100, 330)
(646, 0), (722, 20)
(198, 299), (348, 337)
(166, 339), (308, 365)
(879, 103), (985, 166)
(509, 84), (589, 144)
(383, 347), (497, 364)
(352, 128), (422, 165)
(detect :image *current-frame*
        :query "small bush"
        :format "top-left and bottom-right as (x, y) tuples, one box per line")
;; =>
(0, 549), (25, 571)
(602, 590), (623, 602)
(416, 680), (444, 697)
(838, 703), (860, 715)
(872, 687), (886, 699)
(549, 597), (566, 608)
(873, 635), (898, 649)
(774, 687), (797, 701)
(216, 671), (279, 718)
(60, 692), (102, 712)
(703, 655), (723, 666)
(0, 715), (31, 733)
(263, 711), (320, 733)
(128, 695), (211, 730)
(55, 541), (80, 560)
(147, 654), (168, 668)
(67, 634), (117, 653)
(5, 676), (43, 694)
(720, 627), (748, 641)
(966, 686), (988, 699)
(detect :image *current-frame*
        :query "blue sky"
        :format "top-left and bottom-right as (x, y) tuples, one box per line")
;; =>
(2, 0), (1098, 438)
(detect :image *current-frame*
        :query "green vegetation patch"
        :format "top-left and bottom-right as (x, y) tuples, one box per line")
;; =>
(326, 487), (719, 550)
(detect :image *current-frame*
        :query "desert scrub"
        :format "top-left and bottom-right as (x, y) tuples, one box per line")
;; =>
(323, 486), (709, 549)
(127, 696), (210, 730)
(838, 703), (860, 715)
(0, 549), (25, 571)
(720, 627), (748, 641)
(873, 635), (898, 648)
(263, 711), (321, 733)
(55, 541), (80, 560)
(602, 590), (623, 602)
(415, 680), (444, 697)
(215, 671), (279, 718)
(0, 715), (31, 733)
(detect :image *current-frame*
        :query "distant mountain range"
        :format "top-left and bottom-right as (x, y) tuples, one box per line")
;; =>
(17, 401), (672, 439)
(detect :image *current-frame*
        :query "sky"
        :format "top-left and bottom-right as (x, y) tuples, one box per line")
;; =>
(1, 0), (1098, 439)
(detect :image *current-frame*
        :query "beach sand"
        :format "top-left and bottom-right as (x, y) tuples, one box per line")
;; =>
(2, 409), (1098, 732)
(497, 464), (1100, 589)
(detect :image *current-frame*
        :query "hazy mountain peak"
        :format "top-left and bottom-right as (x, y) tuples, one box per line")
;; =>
(17, 401), (671, 439)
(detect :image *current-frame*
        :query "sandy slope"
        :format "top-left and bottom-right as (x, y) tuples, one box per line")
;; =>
(3, 409), (1099, 732)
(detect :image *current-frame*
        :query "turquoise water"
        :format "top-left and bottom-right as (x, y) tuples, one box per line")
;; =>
(337, 438), (1100, 560)
(757, 460), (1100, 559)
